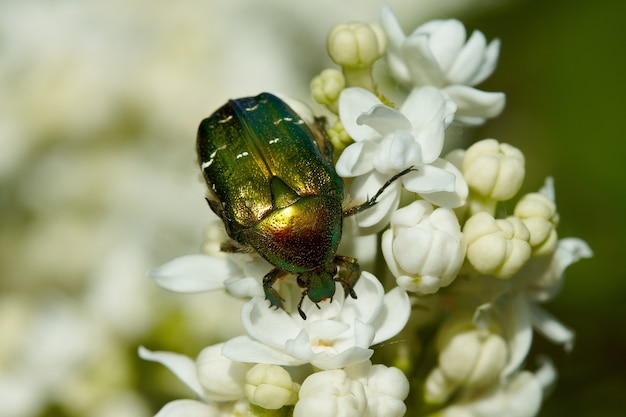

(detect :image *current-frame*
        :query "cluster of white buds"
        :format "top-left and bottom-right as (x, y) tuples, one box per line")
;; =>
(141, 5), (591, 417)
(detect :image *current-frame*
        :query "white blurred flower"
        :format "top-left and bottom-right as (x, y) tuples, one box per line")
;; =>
(294, 361), (409, 417)
(148, 253), (267, 300)
(139, 345), (252, 415)
(508, 238), (593, 352)
(382, 200), (465, 294)
(434, 357), (556, 417)
(380, 5), (505, 125)
(336, 86), (466, 231)
(152, 399), (249, 417)
(0, 295), (150, 417)
(222, 272), (410, 370)
(464, 213), (531, 278)
(244, 364), (299, 409)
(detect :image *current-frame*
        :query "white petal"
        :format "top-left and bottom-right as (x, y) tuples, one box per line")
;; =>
(339, 88), (383, 141)
(501, 372), (543, 417)
(403, 164), (456, 194)
(357, 105), (411, 137)
(381, 229), (403, 278)
(224, 276), (264, 299)
(371, 287), (411, 344)
(401, 87), (456, 162)
(445, 85), (505, 120)
(222, 335), (301, 366)
(554, 238), (593, 271)
(501, 295), (534, 378)
(335, 141), (377, 177)
(379, 6), (411, 85)
(154, 400), (219, 417)
(417, 159), (468, 208)
(148, 254), (231, 293)
(534, 356), (557, 393)
(284, 328), (316, 360)
(379, 5), (405, 51)
(470, 38), (501, 86)
(311, 345), (374, 371)
(402, 35), (444, 86)
(425, 20), (467, 73)
(529, 304), (575, 351)
(138, 347), (204, 398)
(538, 176), (556, 201)
(372, 131), (422, 173)
(447, 30), (487, 85)
(240, 298), (301, 348)
(339, 272), (385, 324)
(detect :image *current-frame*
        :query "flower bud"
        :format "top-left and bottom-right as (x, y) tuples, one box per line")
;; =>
(382, 201), (465, 294)
(327, 22), (385, 68)
(244, 364), (299, 410)
(514, 191), (559, 257)
(364, 364), (410, 417)
(327, 22), (385, 90)
(294, 369), (367, 417)
(462, 139), (525, 203)
(464, 212), (531, 278)
(327, 119), (352, 154)
(311, 68), (345, 113)
(196, 344), (252, 402)
(425, 316), (508, 404)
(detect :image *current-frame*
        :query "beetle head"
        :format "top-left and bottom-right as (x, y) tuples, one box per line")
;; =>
(296, 268), (336, 319)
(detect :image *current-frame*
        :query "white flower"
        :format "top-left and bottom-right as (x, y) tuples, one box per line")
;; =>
(336, 86), (466, 231)
(380, 5), (505, 125)
(382, 200), (465, 294)
(294, 361), (409, 417)
(438, 365), (552, 417)
(153, 400), (217, 417)
(222, 272), (410, 370)
(464, 213), (531, 279)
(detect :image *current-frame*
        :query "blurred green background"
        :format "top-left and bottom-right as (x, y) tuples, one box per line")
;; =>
(0, 0), (623, 416)
(468, 1), (626, 415)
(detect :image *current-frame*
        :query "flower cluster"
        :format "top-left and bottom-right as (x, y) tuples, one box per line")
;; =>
(141, 6), (591, 417)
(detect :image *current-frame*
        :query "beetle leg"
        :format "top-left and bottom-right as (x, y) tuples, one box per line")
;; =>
(297, 290), (308, 320)
(333, 255), (361, 300)
(263, 268), (290, 310)
(343, 166), (416, 217)
(220, 240), (255, 253)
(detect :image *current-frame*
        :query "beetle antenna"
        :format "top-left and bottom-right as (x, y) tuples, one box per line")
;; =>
(343, 166), (416, 217)
(297, 290), (308, 320)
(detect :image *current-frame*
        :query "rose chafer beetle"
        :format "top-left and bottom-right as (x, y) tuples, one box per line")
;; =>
(197, 92), (411, 319)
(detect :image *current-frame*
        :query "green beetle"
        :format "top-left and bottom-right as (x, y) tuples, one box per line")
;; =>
(197, 92), (410, 319)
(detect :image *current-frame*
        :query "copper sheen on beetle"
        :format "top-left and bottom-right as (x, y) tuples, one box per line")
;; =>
(197, 92), (411, 319)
